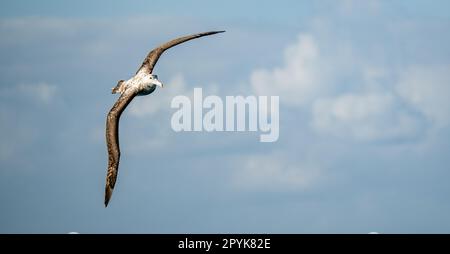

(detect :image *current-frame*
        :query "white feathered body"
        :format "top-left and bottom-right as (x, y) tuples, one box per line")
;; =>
(112, 72), (163, 96)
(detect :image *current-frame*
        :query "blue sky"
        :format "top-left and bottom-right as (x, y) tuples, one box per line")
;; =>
(1, 0), (450, 233)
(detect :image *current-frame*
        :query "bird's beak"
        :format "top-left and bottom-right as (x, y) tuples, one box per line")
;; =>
(155, 80), (164, 88)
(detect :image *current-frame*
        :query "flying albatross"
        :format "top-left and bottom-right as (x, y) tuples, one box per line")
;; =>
(104, 31), (225, 207)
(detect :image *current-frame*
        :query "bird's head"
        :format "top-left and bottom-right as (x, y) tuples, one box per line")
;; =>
(150, 74), (163, 88)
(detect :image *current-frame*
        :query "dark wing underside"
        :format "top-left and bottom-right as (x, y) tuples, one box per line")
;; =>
(105, 89), (138, 207)
(136, 30), (225, 74)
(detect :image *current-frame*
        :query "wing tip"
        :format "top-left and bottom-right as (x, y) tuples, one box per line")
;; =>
(199, 30), (225, 36)
(104, 185), (114, 207)
(211, 30), (225, 34)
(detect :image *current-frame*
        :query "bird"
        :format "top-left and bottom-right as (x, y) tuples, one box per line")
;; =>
(104, 30), (225, 207)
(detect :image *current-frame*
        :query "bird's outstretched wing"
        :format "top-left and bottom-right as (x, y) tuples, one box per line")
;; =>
(136, 30), (225, 74)
(104, 30), (225, 207)
(105, 88), (139, 207)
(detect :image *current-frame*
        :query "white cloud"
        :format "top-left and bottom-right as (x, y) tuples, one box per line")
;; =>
(129, 74), (187, 117)
(0, 82), (57, 104)
(396, 65), (450, 128)
(0, 82), (56, 161)
(250, 34), (324, 106)
(17, 82), (57, 104)
(232, 153), (320, 191)
(311, 92), (422, 141)
(248, 29), (449, 143)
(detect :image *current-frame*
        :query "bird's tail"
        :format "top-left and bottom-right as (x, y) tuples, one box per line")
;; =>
(112, 80), (126, 94)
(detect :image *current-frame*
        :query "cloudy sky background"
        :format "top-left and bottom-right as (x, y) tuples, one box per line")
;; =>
(1, 0), (450, 233)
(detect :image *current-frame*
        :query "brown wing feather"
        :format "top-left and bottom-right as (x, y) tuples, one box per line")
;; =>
(136, 30), (225, 74)
(105, 88), (139, 207)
